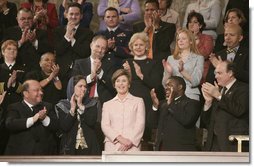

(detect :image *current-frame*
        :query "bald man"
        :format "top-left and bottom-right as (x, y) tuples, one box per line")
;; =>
(5, 80), (59, 155)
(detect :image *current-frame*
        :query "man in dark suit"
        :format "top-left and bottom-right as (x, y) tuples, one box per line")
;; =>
(53, 2), (94, 98)
(133, 0), (176, 64)
(3, 8), (51, 72)
(72, 35), (118, 150)
(201, 61), (249, 151)
(4, 80), (59, 155)
(97, 7), (132, 67)
(149, 76), (201, 151)
(206, 24), (248, 84)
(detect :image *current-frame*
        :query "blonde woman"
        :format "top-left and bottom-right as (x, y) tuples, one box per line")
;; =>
(162, 28), (204, 101)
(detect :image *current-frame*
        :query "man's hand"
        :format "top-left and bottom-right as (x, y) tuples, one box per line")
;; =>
(202, 82), (221, 99)
(209, 53), (222, 68)
(150, 88), (159, 109)
(38, 107), (47, 120)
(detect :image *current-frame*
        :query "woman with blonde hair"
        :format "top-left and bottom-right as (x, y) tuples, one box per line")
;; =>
(162, 28), (204, 101)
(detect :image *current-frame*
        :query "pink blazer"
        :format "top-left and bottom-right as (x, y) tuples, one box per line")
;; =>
(101, 93), (145, 151)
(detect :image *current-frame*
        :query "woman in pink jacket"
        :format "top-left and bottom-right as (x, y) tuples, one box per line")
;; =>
(101, 69), (145, 151)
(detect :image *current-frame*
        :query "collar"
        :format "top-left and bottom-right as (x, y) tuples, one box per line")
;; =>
(227, 45), (239, 52)
(113, 92), (132, 102)
(5, 61), (15, 67)
(134, 55), (147, 60)
(174, 95), (182, 101)
(23, 100), (34, 108)
(225, 78), (237, 91)
(107, 26), (118, 32)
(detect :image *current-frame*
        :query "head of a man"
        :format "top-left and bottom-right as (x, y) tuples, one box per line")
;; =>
(90, 35), (108, 60)
(144, 0), (159, 18)
(215, 61), (236, 87)
(17, 8), (33, 30)
(224, 24), (243, 49)
(22, 80), (43, 105)
(104, 7), (120, 29)
(165, 76), (186, 99)
(66, 2), (83, 26)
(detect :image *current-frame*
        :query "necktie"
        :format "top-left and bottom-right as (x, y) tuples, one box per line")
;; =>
(221, 87), (227, 96)
(226, 48), (236, 55)
(89, 78), (97, 98)
(8, 64), (12, 70)
(109, 30), (114, 39)
(147, 27), (154, 59)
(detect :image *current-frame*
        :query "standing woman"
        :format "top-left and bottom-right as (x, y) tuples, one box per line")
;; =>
(55, 75), (100, 155)
(101, 69), (145, 151)
(162, 29), (204, 101)
(122, 32), (162, 150)
(186, 11), (214, 84)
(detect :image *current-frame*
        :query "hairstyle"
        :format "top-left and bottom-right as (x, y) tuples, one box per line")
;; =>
(1, 40), (18, 52)
(66, 2), (83, 14)
(17, 7), (33, 16)
(28, 0), (48, 3)
(40, 52), (56, 63)
(104, 7), (119, 16)
(224, 8), (247, 27)
(145, 0), (159, 9)
(224, 23), (243, 36)
(73, 75), (86, 88)
(225, 61), (237, 77)
(111, 69), (132, 87)
(91, 34), (108, 43)
(21, 80), (31, 93)
(168, 76), (186, 92)
(128, 32), (150, 55)
(186, 11), (206, 32)
(173, 28), (199, 59)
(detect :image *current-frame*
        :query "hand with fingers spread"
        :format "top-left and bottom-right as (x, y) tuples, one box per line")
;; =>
(209, 53), (222, 68)
(162, 59), (173, 75)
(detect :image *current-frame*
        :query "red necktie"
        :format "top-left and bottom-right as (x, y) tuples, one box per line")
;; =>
(89, 78), (97, 98)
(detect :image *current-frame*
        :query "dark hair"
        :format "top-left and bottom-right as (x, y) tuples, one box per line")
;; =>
(225, 61), (237, 77)
(73, 75), (86, 87)
(165, 0), (173, 8)
(67, 2), (83, 14)
(28, 0), (48, 3)
(145, 0), (159, 9)
(111, 69), (131, 87)
(104, 7), (119, 16)
(169, 76), (186, 91)
(186, 11), (206, 32)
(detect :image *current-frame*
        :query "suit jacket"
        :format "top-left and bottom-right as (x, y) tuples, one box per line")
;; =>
(202, 80), (249, 151)
(133, 21), (176, 64)
(53, 25), (93, 76)
(206, 45), (249, 84)
(5, 101), (59, 155)
(97, 27), (132, 66)
(149, 96), (200, 151)
(0, 2), (18, 42)
(3, 26), (51, 72)
(72, 55), (117, 104)
(101, 93), (145, 151)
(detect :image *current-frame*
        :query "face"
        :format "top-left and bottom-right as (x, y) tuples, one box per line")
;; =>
(66, 6), (82, 26)
(144, 3), (158, 17)
(90, 38), (107, 59)
(74, 79), (87, 97)
(165, 79), (178, 98)
(188, 17), (201, 33)
(17, 11), (33, 29)
(215, 62), (232, 87)
(115, 75), (130, 95)
(177, 32), (191, 50)
(24, 81), (43, 105)
(39, 53), (55, 74)
(104, 10), (119, 28)
(132, 38), (147, 57)
(158, 0), (167, 10)
(2, 44), (17, 62)
(224, 27), (243, 49)
(227, 12), (241, 25)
